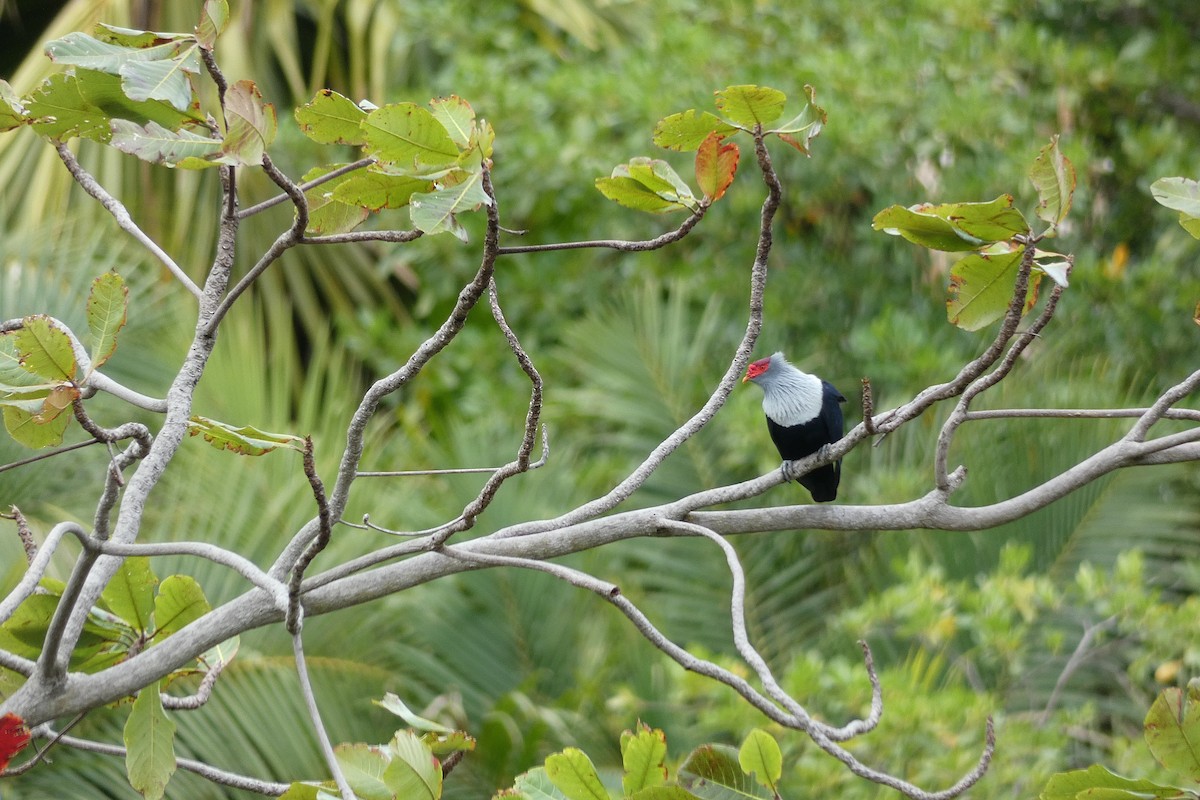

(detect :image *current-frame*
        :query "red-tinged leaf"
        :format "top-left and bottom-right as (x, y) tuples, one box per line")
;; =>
(694, 132), (739, 201)
(217, 79), (276, 166)
(0, 713), (31, 770)
(195, 0), (230, 49)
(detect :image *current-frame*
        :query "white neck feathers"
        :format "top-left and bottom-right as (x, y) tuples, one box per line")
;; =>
(758, 354), (823, 426)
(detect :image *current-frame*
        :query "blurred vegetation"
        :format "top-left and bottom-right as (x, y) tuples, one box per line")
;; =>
(2, 0), (1199, 798)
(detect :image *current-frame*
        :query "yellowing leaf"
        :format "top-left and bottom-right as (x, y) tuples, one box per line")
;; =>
(714, 84), (786, 127)
(87, 271), (128, 369)
(187, 415), (305, 455)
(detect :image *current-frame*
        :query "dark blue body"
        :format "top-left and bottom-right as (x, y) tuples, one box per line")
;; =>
(765, 380), (845, 502)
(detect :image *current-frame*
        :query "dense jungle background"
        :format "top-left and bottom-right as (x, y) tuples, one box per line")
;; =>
(3, 0), (1200, 797)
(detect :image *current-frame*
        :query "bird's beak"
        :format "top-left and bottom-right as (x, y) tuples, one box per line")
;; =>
(741, 374), (750, 384)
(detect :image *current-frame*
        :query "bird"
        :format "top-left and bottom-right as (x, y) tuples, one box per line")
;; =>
(743, 352), (846, 501)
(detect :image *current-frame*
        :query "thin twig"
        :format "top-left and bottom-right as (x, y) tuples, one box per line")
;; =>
(5, 505), (38, 564)
(496, 207), (706, 254)
(239, 157), (375, 219)
(53, 143), (203, 299)
(293, 631), (355, 800)
(289, 437), (332, 634)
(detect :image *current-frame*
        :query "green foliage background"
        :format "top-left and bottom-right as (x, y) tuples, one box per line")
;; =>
(2, 0), (1200, 797)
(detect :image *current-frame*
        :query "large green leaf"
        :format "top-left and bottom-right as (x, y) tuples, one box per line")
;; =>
(299, 163), (372, 235)
(334, 743), (392, 800)
(1145, 687), (1200, 783)
(333, 170), (430, 211)
(382, 731), (441, 799)
(714, 84), (786, 126)
(124, 681), (177, 800)
(101, 556), (158, 633)
(295, 89), (368, 146)
(1040, 765), (1189, 800)
(153, 575), (211, 639)
(621, 725), (668, 795)
(24, 72), (112, 142)
(545, 748), (607, 800)
(946, 246), (1036, 331)
(428, 95), (475, 149)
(109, 119), (222, 167)
(678, 744), (771, 800)
(45, 32), (201, 112)
(653, 109), (736, 152)
(737, 729), (781, 792)
(14, 315), (77, 381)
(361, 102), (459, 170)
(86, 271), (128, 369)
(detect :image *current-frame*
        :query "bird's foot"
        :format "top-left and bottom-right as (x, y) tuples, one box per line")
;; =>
(815, 443), (833, 461)
(781, 460), (799, 481)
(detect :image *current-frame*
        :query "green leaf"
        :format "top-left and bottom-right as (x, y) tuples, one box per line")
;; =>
(154, 575), (211, 639)
(429, 95), (475, 149)
(596, 176), (685, 213)
(45, 33), (201, 112)
(1151, 177), (1200, 216)
(86, 271), (128, 369)
(362, 102), (459, 171)
(1029, 135), (1075, 227)
(947, 246), (1037, 331)
(217, 79), (276, 166)
(652, 109), (737, 152)
(25, 72), (112, 142)
(77, 69), (203, 130)
(295, 89), (368, 146)
(93, 24), (191, 48)
(300, 164), (370, 235)
(714, 84), (786, 127)
(376, 692), (454, 734)
(14, 315), (76, 381)
(507, 767), (571, 800)
(186, 414), (306, 455)
(110, 119), (222, 167)
(596, 158), (695, 214)
(621, 724), (668, 795)
(1146, 686), (1200, 783)
(333, 171), (430, 211)
(1151, 178), (1200, 239)
(410, 172), (490, 240)
(2, 404), (72, 449)
(873, 196), (1027, 251)
(873, 204), (982, 251)
(940, 195), (1030, 242)
(195, 0), (230, 49)
(334, 743), (392, 800)
(694, 132), (738, 201)
(1040, 765), (1191, 800)
(0, 593), (131, 668)
(383, 731), (442, 800)
(737, 729), (782, 791)
(102, 557), (158, 633)
(544, 748), (608, 800)
(118, 45), (202, 112)
(678, 744), (772, 800)
(124, 680), (177, 800)
(0, 79), (28, 132)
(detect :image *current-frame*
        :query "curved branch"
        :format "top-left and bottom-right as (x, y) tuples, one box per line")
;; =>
(495, 205), (706, 254)
(53, 143), (203, 299)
